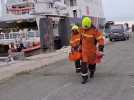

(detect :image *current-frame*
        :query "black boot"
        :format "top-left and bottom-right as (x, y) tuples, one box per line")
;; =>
(76, 68), (81, 73)
(90, 71), (95, 78)
(88, 64), (96, 79)
(81, 76), (88, 84)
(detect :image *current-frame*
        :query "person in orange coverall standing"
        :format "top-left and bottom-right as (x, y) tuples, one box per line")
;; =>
(70, 25), (81, 73)
(79, 17), (105, 84)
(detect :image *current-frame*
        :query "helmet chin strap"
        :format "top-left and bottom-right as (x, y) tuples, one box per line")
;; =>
(83, 26), (91, 30)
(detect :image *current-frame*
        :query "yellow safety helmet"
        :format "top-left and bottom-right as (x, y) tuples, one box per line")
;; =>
(71, 25), (79, 31)
(82, 17), (92, 29)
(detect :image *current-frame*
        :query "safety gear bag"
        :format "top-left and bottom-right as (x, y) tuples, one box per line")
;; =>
(69, 51), (81, 61)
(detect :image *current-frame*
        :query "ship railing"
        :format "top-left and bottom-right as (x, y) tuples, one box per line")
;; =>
(0, 33), (21, 40)
(7, 7), (35, 15)
(0, 31), (40, 40)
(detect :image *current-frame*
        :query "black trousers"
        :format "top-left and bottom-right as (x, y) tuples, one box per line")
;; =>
(75, 60), (81, 70)
(88, 64), (96, 72)
(81, 62), (96, 77)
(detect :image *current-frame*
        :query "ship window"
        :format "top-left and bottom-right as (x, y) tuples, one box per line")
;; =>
(64, 0), (66, 4)
(54, 0), (61, 1)
(28, 31), (35, 37)
(73, 10), (77, 18)
(5, 34), (9, 39)
(35, 0), (37, 3)
(64, 0), (67, 5)
(70, 0), (77, 6)
(48, 2), (54, 8)
(13, 33), (19, 39)
(0, 34), (4, 39)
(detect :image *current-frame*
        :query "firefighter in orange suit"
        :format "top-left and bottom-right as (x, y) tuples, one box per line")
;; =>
(70, 25), (81, 73)
(79, 17), (104, 84)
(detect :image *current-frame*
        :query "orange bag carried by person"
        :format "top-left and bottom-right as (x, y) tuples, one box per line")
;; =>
(69, 51), (81, 61)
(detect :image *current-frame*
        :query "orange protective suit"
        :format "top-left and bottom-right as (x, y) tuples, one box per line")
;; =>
(69, 32), (81, 61)
(69, 31), (81, 73)
(79, 27), (104, 64)
(70, 33), (81, 48)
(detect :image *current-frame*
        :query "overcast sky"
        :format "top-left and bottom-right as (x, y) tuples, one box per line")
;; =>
(0, 0), (1, 16)
(102, 0), (134, 21)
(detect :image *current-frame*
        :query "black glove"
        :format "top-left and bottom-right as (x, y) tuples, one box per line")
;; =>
(98, 45), (104, 52)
